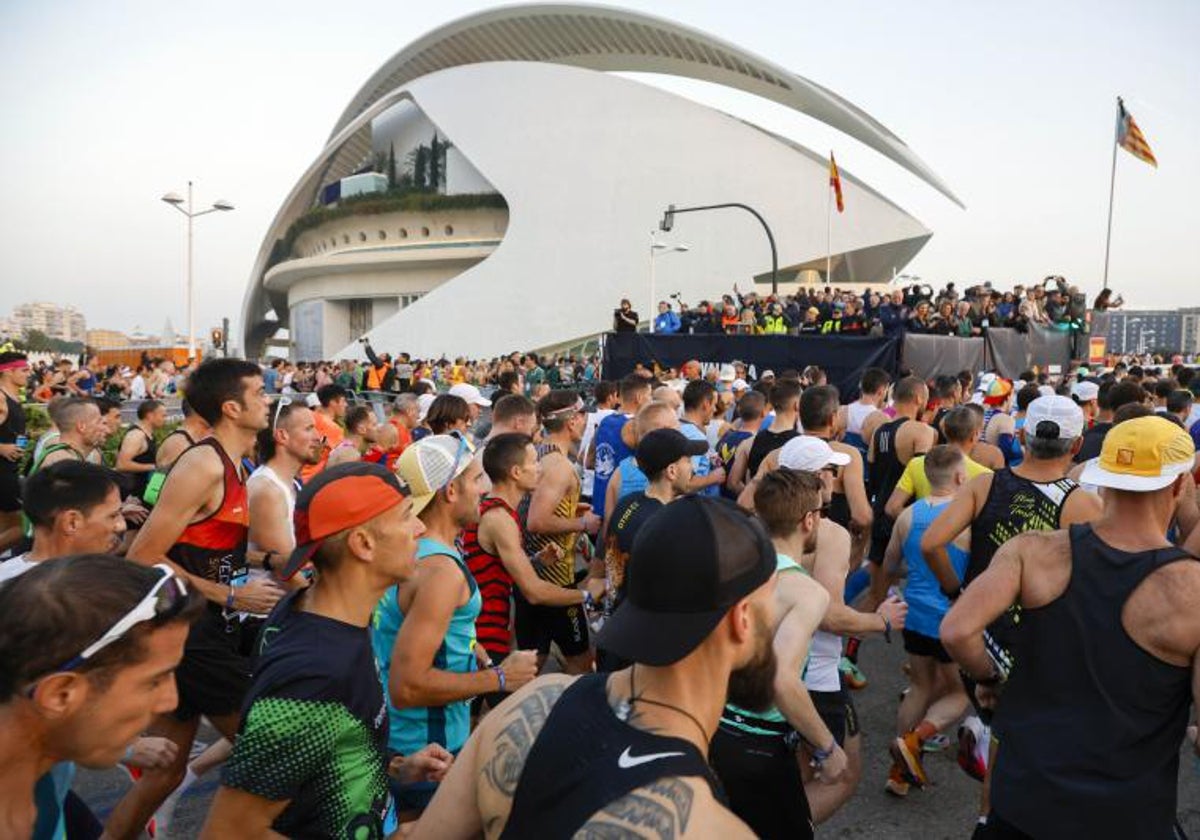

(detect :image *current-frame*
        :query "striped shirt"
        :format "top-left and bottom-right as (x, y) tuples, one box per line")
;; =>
(461, 497), (521, 661)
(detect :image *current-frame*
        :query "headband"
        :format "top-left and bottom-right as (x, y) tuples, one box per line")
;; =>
(544, 397), (585, 419)
(0, 360), (29, 373)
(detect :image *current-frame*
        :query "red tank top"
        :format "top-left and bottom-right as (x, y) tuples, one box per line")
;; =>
(461, 496), (521, 660)
(168, 438), (249, 587)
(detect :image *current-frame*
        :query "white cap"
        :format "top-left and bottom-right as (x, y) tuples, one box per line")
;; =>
(731, 378), (749, 392)
(1024, 395), (1085, 441)
(448, 383), (492, 407)
(1038, 385), (1056, 397)
(719, 365), (736, 382)
(416, 393), (437, 421)
(779, 436), (852, 472)
(1071, 381), (1100, 403)
(761, 370), (776, 379)
(305, 392), (321, 408)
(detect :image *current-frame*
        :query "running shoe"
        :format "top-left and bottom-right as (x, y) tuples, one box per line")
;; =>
(891, 731), (930, 787)
(884, 763), (911, 798)
(957, 715), (990, 782)
(839, 656), (868, 690)
(922, 733), (951, 753)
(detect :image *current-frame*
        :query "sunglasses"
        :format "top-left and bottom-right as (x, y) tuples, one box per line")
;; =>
(272, 396), (293, 430)
(29, 565), (188, 691)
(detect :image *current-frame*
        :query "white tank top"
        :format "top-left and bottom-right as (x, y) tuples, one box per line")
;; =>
(846, 400), (877, 436)
(805, 628), (843, 692)
(242, 465), (297, 617)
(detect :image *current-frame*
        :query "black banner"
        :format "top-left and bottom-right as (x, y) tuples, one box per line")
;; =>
(602, 332), (900, 400)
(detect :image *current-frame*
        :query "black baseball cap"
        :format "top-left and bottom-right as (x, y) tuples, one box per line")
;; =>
(596, 495), (776, 666)
(636, 428), (709, 478)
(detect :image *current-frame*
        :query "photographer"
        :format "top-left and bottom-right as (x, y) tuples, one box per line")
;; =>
(653, 299), (682, 334)
(613, 298), (639, 332)
(1093, 288), (1124, 312)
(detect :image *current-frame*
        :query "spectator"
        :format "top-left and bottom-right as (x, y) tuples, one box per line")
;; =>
(612, 298), (639, 332)
(653, 301), (681, 334)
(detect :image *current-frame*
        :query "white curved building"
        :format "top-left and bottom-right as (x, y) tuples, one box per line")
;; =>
(242, 3), (960, 360)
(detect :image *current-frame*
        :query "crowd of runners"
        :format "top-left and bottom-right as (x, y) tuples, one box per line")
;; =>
(3, 344), (1200, 839)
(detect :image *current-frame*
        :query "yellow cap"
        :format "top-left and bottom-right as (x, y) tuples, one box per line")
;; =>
(1080, 416), (1196, 492)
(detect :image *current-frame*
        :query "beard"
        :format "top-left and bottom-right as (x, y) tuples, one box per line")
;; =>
(725, 604), (778, 713)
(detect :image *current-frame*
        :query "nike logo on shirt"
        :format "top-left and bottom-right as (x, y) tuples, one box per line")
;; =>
(617, 746), (686, 769)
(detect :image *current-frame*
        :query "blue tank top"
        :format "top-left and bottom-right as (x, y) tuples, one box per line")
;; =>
(615, 455), (648, 500)
(591, 414), (632, 519)
(902, 498), (968, 638)
(371, 537), (481, 755)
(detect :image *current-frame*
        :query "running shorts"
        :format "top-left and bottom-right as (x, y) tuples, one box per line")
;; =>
(710, 724), (814, 840)
(0, 469), (21, 513)
(172, 608), (254, 721)
(867, 511), (893, 564)
(810, 687), (859, 747)
(513, 592), (589, 658)
(902, 628), (953, 664)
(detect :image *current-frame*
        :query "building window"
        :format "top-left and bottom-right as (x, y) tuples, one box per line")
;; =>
(378, 230), (387, 240)
(399, 228), (408, 238)
(359, 232), (367, 242)
(444, 225), (454, 236)
(343, 234), (350, 245)
(421, 227), (430, 237)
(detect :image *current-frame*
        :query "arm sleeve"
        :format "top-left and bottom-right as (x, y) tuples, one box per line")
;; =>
(221, 691), (338, 802)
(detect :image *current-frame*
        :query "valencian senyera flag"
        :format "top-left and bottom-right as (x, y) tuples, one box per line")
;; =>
(1117, 98), (1157, 168)
(829, 152), (844, 213)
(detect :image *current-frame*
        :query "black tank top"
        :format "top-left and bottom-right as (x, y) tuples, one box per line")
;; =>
(991, 525), (1196, 838)
(748, 427), (799, 478)
(119, 426), (158, 499)
(808, 436), (852, 528)
(932, 407), (950, 445)
(965, 467), (1077, 585)
(869, 416), (909, 511)
(501, 673), (724, 839)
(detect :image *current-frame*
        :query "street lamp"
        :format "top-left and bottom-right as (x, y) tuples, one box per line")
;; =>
(1123, 317), (1141, 356)
(161, 181), (234, 358)
(649, 233), (689, 333)
(660, 202), (779, 294)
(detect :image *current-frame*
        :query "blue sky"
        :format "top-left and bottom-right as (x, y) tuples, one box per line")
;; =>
(1, 0), (1196, 341)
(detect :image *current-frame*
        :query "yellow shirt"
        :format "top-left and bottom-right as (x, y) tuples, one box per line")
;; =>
(897, 454), (991, 500)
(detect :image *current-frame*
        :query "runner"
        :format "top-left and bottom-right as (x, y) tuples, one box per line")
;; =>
(591, 375), (653, 521)
(390, 393), (420, 453)
(880, 445), (971, 796)
(382, 435), (538, 814)
(29, 397), (106, 474)
(920, 395), (1101, 822)
(711, 469), (843, 839)
(602, 401), (680, 521)
(115, 399), (166, 502)
(942, 416), (1200, 839)
(728, 379), (802, 497)
(715, 391), (765, 498)
(484, 394), (538, 440)
(461, 433), (592, 711)
(412, 495), (779, 839)
(0, 352), (30, 553)
(201, 462), (451, 837)
(679, 380), (725, 497)
(155, 397), (210, 471)
(0, 556), (201, 840)
(521, 390), (601, 674)
(301, 384), (349, 480)
(840, 367), (891, 460)
(597, 427), (706, 672)
(326, 403), (378, 467)
(105, 358), (280, 839)
(884, 406), (994, 519)
(777, 438), (907, 824)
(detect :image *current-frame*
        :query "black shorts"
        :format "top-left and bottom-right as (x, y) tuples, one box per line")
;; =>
(710, 724), (814, 840)
(172, 608), (254, 721)
(513, 592), (589, 658)
(0, 468), (21, 513)
(964, 609), (1020, 723)
(810, 687), (859, 747)
(867, 510), (893, 564)
(903, 629), (953, 664)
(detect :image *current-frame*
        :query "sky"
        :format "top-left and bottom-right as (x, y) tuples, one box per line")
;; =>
(1, 0), (1197, 344)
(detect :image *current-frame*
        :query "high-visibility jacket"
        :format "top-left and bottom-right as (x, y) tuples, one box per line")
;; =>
(820, 319), (842, 334)
(762, 315), (788, 334)
(366, 363), (390, 390)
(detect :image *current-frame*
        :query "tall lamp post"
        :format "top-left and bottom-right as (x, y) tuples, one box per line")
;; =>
(660, 202), (778, 295)
(161, 181), (234, 358)
(1123, 317), (1141, 356)
(649, 232), (689, 333)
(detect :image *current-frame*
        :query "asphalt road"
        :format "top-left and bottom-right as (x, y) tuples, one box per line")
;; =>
(76, 635), (1200, 838)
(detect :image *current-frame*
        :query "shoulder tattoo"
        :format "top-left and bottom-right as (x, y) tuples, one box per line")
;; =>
(482, 682), (565, 797)
(574, 779), (695, 839)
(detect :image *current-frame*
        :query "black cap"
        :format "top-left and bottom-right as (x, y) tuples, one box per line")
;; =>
(596, 495), (776, 666)
(636, 428), (709, 478)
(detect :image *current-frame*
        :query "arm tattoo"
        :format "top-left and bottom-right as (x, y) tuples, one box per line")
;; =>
(574, 779), (695, 840)
(482, 683), (565, 797)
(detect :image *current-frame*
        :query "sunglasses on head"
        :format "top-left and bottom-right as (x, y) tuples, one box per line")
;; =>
(272, 397), (293, 430)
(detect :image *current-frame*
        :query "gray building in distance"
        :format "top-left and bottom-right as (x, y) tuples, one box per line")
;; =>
(1099, 308), (1200, 355)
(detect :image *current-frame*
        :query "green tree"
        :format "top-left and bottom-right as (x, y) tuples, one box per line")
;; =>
(387, 143), (397, 189)
(429, 134), (440, 193)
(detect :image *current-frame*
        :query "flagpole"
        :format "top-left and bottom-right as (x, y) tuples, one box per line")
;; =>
(826, 152), (833, 284)
(1101, 97), (1121, 291)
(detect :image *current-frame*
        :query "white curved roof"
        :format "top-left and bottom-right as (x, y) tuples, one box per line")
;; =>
(330, 3), (962, 207)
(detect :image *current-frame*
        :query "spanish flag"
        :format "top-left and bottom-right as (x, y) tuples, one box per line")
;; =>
(829, 152), (844, 213)
(1117, 98), (1157, 168)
